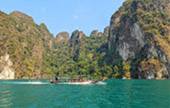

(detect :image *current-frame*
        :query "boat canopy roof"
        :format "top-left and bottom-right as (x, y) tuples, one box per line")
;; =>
(57, 75), (88, 79)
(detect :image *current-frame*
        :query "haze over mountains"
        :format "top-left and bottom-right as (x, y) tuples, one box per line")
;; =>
(0, 0), (170, 79)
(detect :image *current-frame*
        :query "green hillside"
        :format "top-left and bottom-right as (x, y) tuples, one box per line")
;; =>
(0, 0), (170, 79)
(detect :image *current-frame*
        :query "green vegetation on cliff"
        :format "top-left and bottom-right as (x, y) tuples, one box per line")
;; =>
(108, 0), (170, 79)
(1, 0), (170, 79)
(0, 10), (111, 78)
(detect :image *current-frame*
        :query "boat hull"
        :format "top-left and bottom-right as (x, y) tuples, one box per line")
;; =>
(50, 80), (100, 84)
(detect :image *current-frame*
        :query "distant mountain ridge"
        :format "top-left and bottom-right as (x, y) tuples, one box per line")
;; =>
(0, 0), (170, 79)
(0, 10), (109, 79)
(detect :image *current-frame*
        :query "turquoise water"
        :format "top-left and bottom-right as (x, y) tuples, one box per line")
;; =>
(0, 79), (170, 108)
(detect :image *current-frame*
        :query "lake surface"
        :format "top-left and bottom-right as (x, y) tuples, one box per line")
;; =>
(0, 79), (170, 108)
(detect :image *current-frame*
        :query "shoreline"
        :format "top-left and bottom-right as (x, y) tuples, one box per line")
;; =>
(0, 78), (169, 80)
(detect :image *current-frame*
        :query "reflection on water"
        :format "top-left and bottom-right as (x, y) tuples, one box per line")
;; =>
(0, 86), (13, 108)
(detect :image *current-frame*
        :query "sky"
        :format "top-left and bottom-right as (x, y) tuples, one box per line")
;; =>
(0, 0), (126, 36)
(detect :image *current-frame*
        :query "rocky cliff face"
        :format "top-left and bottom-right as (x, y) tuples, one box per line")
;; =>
(109, 22), (145, 61)
(90, 30), (99, 37)
(0, 54), (14, 79)
(56, 32), (69, 42)
(0, 10), (110, 79)
(108, 0), (170, 79)
(90, 30), (102, 37)
(104, 26), (109, 36)
(70, 30), (86, 52)
(70, 30), (86, 61)
(1, 0), (170, 79)
(0, 10), (54, 79)
(70, 30), (85, 41)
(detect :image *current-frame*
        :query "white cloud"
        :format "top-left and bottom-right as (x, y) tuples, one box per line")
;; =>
(73, 14), (78, 20)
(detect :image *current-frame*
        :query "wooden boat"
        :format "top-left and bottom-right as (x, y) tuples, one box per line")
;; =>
(50, 75), (102, 84)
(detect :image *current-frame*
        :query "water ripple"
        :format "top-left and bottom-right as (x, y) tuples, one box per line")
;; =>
(0, 79), (170, 108)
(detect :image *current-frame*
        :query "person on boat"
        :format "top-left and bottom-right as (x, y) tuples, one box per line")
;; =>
(55, 76), (60, 82)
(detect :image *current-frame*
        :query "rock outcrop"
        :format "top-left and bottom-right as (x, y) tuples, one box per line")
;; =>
(0, 10), (110, 79)
(0, 10), (55, 79)
(9, 11), (34, 22)
(90, 30), (99, 37)
(0, 54), (14, 79)
(70, 30), (86, 58)
(108, 0), (170, 79)
(39, 23), (52, 38)
(1, 0), (170, 79)
(56, 32), (69, 42)
(110, 22), (145, 61)
(70, 30), (85, 46)
(104, 26), (109, 36)
(90, 30), (103, 37)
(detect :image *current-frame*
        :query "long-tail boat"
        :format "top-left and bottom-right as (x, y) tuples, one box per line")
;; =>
(50, 75), (103, 84)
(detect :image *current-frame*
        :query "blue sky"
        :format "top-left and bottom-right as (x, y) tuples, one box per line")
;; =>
(0, 0), (126, 36)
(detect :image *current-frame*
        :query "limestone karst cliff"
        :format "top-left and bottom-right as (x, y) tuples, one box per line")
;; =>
(108, 0), (170, 79)
(0, 0), (170, 79)
(0, 10), (109, 79)
(0, 54), (14, 79)
(56, 32), (69, 42)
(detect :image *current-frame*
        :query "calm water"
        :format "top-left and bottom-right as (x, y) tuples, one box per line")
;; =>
(0, 79), (170, 108)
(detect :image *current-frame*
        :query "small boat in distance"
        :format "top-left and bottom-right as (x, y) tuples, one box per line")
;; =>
(50, 75), (103, 84)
